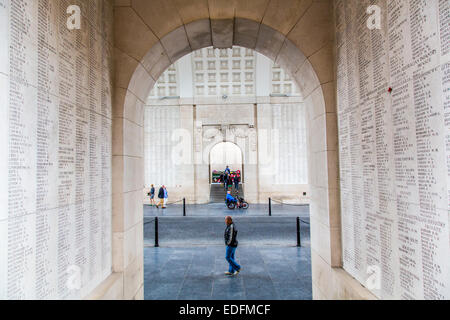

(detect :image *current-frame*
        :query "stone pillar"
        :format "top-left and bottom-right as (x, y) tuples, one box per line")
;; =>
(178, 103), (196, 202)
(243, 126), (259, 203)
(178, 56), (194, 98)
(112, 52), (155, 299)
(257, 102), (276, 203)
(112, 89), (145, 300)
(256, 54), (272, 97)
(193, 118), (209, 203)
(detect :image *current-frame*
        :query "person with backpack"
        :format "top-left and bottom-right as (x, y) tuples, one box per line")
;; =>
(224, 216), (241, 276)
(148, 184), (155, 206)
(156, 185), (165, 209)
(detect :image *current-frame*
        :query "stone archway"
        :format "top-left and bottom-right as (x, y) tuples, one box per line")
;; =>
(108, 0), (372, 300)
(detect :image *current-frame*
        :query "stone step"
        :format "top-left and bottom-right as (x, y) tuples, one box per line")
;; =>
(209, 184), (244, 203)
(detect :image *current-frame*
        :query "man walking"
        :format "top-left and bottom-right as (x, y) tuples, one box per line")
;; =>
(156, 185), (165, 209)
(224, 216), (241, 276)
(149, 184), (155, 206)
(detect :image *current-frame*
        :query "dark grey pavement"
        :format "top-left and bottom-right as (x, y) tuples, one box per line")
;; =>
(144, 246), (312, 300)
(144, 216), (310, 247)
(143, 203), (312, 300)
(144, 202), (309, 217)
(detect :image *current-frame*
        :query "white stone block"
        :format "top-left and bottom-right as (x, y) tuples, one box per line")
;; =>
(234, 18), (260, 49)
(255, 24), (285, 61)
(185, 19), (212, 50)
(211, 19), (234, 48)
(160, 26), (191, 63)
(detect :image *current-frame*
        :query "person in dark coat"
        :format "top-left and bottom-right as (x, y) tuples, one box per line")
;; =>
(228, 174), (234, 190)
(223, 173), (229, 190)
(156, 186), (165, 209)
(234, 174), (240, 191)
(224, 216), (241, 276)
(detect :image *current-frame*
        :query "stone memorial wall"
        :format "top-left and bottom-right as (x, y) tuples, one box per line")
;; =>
(144, 105), (181, 188)
(0, 0), (113, 299)
(272, 104), (307, 185)
(335, 0), (450, 299)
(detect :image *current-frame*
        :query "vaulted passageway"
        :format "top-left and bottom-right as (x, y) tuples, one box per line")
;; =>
(4, 0), (446, 301)
(111, 0), (346, 300)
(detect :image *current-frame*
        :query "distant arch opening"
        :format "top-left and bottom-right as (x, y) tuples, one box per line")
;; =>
(209, 142), (243, 184)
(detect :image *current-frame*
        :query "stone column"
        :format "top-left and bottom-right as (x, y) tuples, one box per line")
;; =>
(112, 50), (155, 299)
(242, 127), (259, 203)
(257, 102), (276, 203)
(178, 103), (196, 202)
(193, 118), (210, 203)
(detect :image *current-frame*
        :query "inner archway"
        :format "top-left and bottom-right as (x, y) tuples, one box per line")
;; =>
(209, 142), (243, 185)
(1, 0), (447, 302)
(142, 46), (309, 205)
(139, 42), (318, 300)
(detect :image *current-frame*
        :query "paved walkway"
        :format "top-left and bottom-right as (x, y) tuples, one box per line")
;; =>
(144, 216), (310, 247)
(143, 203), (312, 300)
(144, 202), (309, 217)
(144, 246), (312, 300)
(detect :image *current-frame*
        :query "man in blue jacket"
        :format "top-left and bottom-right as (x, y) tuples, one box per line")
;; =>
(226, 191), (239, 207)
(224, 216), (242, 276)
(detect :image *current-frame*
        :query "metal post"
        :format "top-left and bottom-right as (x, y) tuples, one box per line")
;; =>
(296, 217), (301, 247)
(269, 198), (272, 216)
(183, 198), (186, 217)
(155, 217), (159, 247)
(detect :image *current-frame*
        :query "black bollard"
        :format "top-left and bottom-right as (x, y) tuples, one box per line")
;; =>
(155, 217), (159, 247)
(269, 198), (272, 216)
(296, 217), (301, 247)
(183, 198), (186, 217)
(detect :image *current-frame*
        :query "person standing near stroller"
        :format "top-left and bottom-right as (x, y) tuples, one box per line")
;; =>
(234, 174), (240, 192)
(224, 216), (242, 276)
(223, 172), (229, 190)
(227, 173), (234, 191)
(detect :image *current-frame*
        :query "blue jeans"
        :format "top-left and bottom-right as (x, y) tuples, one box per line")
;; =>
(225, 246), (241, 273)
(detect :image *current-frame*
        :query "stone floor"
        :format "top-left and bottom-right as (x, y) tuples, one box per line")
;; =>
(144, 202), (310, 217)
(143, 203), (312, 300)
(144, 246), (312, 300)
(144, 216), (310, 247)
